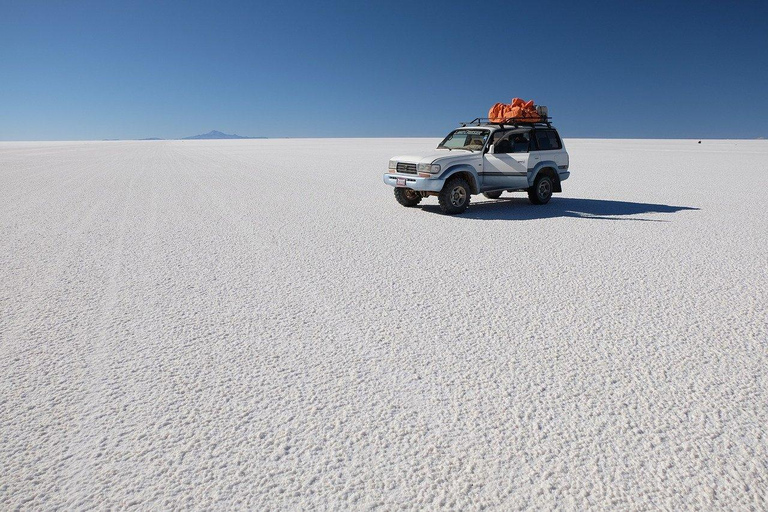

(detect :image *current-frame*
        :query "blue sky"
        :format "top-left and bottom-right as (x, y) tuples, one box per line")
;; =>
(1, 1), (766, 140)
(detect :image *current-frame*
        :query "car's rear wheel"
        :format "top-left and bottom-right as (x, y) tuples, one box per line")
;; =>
(438, 177), (471, 215)
(394, 187), (422, 207)
(483, 191), (503, 200)
(528, 175), (553, 205)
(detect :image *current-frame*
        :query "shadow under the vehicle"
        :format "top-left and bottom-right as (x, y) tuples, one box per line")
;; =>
(420, 197), (699, 221)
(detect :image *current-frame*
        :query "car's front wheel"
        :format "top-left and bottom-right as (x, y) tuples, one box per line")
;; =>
(528, 175), (553, 205)
(394, 187), (422, 207)
(438, 177), (471, 215)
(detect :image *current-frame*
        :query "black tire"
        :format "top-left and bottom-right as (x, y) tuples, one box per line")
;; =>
(483, 191), (503, 200)
(394, 187), (422, 207)
(528, 174), (553, 205)
(438, 177), (471, 215)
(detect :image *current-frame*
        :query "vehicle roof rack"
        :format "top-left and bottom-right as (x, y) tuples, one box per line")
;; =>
(460, 117), (553, 129)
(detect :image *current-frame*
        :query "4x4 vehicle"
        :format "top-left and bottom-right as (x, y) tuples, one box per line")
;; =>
(383, 118), (570, 214)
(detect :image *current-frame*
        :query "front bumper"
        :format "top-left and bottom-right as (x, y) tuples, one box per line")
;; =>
(382, 173), (445, 192)
(558, 170), (570, 181)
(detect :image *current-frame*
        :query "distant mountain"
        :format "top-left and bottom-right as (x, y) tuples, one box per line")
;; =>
(183, 130), (264, 140)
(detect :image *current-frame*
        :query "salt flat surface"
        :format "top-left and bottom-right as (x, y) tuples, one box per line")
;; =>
(1, 138), (767, 510)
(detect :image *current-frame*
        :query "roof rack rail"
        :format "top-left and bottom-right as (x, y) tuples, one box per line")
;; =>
(460, 117), (552, 128)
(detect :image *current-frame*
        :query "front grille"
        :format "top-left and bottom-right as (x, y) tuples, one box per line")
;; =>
(396, 162), (417, 174)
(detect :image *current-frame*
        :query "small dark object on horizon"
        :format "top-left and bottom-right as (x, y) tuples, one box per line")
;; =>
(698, 140), (701, 144)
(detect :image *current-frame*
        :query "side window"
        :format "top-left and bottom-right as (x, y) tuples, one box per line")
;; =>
(492, 131), (512, 154)
(547, 130), (562, 150)
(534, 131), (552, 151)
(491, 131), (531, 153)
(533, 130), (562, 151)
(511, 132), (531, 153)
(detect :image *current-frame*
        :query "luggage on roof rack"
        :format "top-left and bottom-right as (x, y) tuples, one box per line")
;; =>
(459, 116), (552, 128)
(460, 98), (552, 127)
(488, 98), (546, 123)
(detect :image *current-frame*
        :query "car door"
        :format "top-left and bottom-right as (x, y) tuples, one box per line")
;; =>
(482, 131), (531, 190)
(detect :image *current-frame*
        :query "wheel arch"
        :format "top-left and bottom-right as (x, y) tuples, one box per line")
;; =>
(441, 165), (480, 194)
(530, 162), (562, 193)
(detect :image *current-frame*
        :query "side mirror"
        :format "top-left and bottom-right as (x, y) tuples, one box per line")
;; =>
(486, 144), (494, 154)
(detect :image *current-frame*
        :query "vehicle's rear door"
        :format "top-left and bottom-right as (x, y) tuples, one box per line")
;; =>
(482, 131), (531, 190)
(532, 129), (567, 168)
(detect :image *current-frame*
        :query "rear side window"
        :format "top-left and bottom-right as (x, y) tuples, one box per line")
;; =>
(534, 130), (562, 150)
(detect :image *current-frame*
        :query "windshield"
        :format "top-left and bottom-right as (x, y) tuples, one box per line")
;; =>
(438, 129), (489, 151)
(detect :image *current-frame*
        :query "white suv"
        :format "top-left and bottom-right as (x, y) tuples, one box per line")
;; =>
(383, 120), (570, 214)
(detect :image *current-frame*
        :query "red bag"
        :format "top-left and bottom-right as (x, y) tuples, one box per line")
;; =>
(488, 98), (541, 123)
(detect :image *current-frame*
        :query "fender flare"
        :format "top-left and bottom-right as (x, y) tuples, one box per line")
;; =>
(530, 161), (562, 192)
(440, 165), (481, 194)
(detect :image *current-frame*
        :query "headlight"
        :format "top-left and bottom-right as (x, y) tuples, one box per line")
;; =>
(418, 163), (441, 173)
(388, 160), (397, 170)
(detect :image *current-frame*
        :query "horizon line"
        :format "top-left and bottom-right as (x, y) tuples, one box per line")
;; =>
(1, 136), (766, 142)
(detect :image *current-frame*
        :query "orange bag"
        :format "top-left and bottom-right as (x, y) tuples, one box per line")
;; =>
(488, 98), (541, 123)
